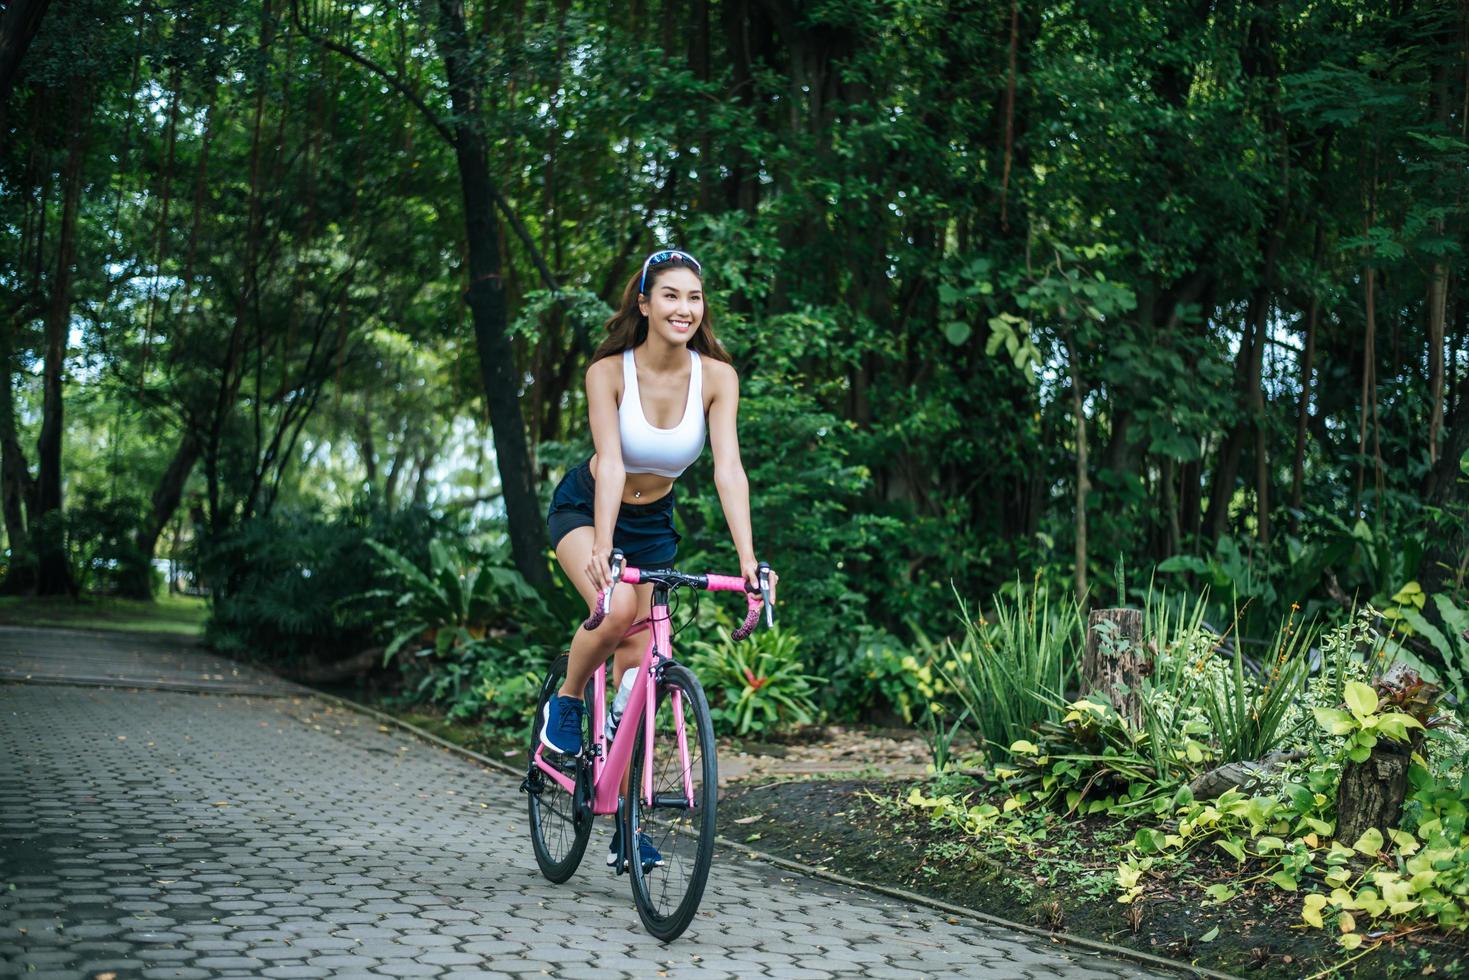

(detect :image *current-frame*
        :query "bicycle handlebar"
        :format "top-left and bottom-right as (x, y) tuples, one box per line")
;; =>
(580, 550), (775, 640)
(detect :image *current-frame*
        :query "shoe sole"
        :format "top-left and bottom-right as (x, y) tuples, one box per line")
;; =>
(539, 701), (581, 756)
(606, 843), (664, 870)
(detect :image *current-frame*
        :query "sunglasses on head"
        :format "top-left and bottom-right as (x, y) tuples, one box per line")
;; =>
(638, 249), (702, 295)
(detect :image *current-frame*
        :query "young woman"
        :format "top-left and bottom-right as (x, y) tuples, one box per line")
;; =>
(539, 248), (775, 866)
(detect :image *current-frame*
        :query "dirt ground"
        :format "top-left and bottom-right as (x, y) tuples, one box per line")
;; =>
(718, 776), (1469, 979)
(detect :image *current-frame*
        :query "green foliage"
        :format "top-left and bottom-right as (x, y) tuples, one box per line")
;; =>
(685, 628), (820, 737)
(1395, 591), (1469, 708)
(64, 492), (154, 597)
(828, 629), (935, 724)
(1198, 610), (1315, 765)
(365, 538), (547, 664)
(999, 698), (1178, 818)
(394, 637), (545, 732)
(922, 578), (1081, 755)
(1111, 666), (1469, 948)
(1313, 680), (1427, 764)
(202, 501), (444, 666)
(676, 372), (914, 684)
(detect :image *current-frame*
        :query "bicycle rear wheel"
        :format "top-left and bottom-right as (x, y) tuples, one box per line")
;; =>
(526, 654), (592, 883)
(627, 663), (717, 941)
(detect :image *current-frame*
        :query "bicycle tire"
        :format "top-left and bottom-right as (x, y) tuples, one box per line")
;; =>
(526, 654), (592, 883)
(626, 663), (718, 941)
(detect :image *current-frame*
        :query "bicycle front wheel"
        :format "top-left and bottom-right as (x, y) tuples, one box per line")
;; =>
(627, 663), (718, 941)
(526, 654), (592, 883)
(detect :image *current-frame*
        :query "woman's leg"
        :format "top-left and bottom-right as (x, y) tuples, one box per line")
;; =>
(555, 526), (640, 698)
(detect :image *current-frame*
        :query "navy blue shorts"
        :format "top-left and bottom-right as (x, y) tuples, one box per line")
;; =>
(546, 460), (680, 568)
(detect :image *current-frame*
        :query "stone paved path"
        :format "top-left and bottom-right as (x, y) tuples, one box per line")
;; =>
(0, 636), (1181, 979)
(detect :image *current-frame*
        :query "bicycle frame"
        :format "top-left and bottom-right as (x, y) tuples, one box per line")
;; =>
(531, 568), (755, 815)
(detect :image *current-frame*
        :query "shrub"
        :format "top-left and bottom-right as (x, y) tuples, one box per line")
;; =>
(685, 627), (820, 737)
(922, 576), (1081, 757)
(827, 628), (935, 723)
(366, 538), (548, 663)
(201, 500), (445, 668)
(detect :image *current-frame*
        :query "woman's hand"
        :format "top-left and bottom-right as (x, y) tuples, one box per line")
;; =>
(587, 543), (616, 595)
(742, 559), (778, 609)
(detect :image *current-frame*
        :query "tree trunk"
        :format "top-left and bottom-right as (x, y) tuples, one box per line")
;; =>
(1161, 454), (1180, 557)
(1064, 334), (1088, 606)
(1082, 608), (1145, 730)
(434, 0), (549, 588)
(1428, 249), (1448, 465)
(0, 0), (51, 131)
(33, 86), (86, 597)
(0, 323), (34, 593)
(119, 429), (201, 599)
(1354, 261), (1377, 516)
(1334, 741), (1414, 846)
(1250, 292), (1271, 546)
(1290, 228), (1323, 535)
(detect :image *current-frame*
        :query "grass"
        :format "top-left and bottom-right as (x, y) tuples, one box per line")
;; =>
(0, 593), (209, 637)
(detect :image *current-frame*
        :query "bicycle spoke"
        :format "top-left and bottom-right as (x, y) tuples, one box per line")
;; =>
(526, 655), (592, 883)
(629, 665), (716, 941)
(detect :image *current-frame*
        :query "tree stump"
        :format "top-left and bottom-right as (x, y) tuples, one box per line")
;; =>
(1334, 740), (1416, 846)
(1082, 608), (1146, 730)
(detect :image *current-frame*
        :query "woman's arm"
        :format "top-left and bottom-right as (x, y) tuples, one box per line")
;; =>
(585, 359), (625, 593)
(707, 361), (772, 597)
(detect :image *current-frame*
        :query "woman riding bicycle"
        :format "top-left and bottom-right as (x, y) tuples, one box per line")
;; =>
(540, 249), (775, 788)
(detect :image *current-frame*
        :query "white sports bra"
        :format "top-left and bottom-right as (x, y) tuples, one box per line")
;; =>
(619, 348), (705, 478)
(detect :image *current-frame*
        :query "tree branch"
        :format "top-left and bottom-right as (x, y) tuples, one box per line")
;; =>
(491, 189), (569, 307)
(288, 0), (456, 146)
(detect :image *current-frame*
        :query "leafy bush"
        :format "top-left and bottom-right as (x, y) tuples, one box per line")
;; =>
(1394, 586), (1469, 708)
(66, 492), (154, 597)
(1114, 670), (1469, 948)
(675, 376), (881, 681)
(685, 627), (820, 737)
(363, 535), (569, 734)
(201, 500), (444, 667)
(366, 538), (548, 663)
(828, 628), (939, 724)
(396, 636), (546, 732)
(923, 577), (1081, 756)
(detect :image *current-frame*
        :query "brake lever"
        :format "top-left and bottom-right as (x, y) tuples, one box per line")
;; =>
(605, 548), (625, 612)
(758, 562), (774, 629)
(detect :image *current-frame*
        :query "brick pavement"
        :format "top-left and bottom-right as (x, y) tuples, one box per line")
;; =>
(0, 637), (1182, 979)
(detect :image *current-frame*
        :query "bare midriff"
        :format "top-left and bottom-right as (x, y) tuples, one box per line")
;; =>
(589, 453), (675, 505)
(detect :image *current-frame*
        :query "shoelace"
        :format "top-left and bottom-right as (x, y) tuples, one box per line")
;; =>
(558, 700), (583, 739)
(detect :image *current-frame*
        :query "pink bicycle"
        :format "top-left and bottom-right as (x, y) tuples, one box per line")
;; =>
(521, 549), (773, 941)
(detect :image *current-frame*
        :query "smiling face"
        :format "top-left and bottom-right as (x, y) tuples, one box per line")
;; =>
(638, 266), (704, 346)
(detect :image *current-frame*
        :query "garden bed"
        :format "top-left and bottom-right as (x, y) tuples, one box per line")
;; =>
(718, 775), (1469, 979)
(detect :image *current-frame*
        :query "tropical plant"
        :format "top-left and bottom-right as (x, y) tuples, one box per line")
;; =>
(1198, 607), (1317, 765)
(366, 538), (548, 664)
(1394, 588), (1469, 708)
(685, 628), (820, 737)
(827, 629), (934, 723)
(923, 577), (1081, 756)
(202, 502), (444, 667)
(1313, 679), (1430, 763)
(1003, 698), (1177, 818)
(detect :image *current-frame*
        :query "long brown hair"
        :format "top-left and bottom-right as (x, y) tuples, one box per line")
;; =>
(590, 255), (732, 365)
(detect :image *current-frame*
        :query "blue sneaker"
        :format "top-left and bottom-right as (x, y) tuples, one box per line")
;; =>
(636, 832), (666, 871)
(608, 825), (665, 871)
(539, 695), (584, 755)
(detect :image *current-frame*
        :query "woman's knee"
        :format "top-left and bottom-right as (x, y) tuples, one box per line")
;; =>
(599, 585), (638, 632)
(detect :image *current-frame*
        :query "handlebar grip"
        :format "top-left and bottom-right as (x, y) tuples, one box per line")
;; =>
(583, 549), (626, 631)
(731, 592), (763, 642)
(582, 591), (608, 631)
